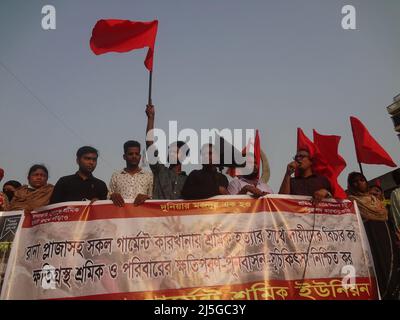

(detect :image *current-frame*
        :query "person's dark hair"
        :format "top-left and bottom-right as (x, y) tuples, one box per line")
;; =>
(123, 140), (141, 154)
(76, 146), (98, 159)
(296, 148), (312, 159)
(170, 141), (190, 155)
(392, 168), (400, 186)
(3, 180), (22, 189)
(28, 164), (49, 177)
(347, 172), (367, 190)
(167, 141), (190, 165)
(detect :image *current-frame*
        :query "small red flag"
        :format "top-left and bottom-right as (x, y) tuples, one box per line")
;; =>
(313, 130), (346, 177)
(297, 128), (327, 177)
(297, 128), (316, 158)
(296, 129), (347, 199)
(227, 129), (261, 178)
(253, 130), (261, 178)
(350, 116), (396, 167)
(313, 130), (347, 199)
(90, 19), (158, 71)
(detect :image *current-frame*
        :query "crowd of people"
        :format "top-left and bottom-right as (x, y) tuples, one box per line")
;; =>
(1, 104), (400, 299)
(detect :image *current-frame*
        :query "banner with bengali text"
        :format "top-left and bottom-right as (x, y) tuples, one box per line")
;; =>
(0, 195), (379, 300)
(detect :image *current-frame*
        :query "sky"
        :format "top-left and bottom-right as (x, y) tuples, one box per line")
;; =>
(0, 0), (399, 193)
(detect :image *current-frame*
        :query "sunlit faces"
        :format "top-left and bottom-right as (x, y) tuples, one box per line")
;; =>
(294, 150), (312, 171)
(28, 169), (48, 189)
(351, 176), (368, 193)
(123, 147), (141, 167)
(77, 153), (98, 174)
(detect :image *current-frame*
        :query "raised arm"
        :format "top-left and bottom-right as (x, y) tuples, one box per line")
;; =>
(279, 161), (297, 194)
(146, 104), (155, 149)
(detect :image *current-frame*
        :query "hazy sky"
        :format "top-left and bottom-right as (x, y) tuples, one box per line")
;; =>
(0, 0), (399, 192)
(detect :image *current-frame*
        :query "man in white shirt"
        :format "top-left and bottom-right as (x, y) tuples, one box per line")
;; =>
(228, 153), (273, 197)
(109, 140), (153, 206)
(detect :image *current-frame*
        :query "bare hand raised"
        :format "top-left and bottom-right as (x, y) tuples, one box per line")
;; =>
(146, 104), (155, 119)
(286, 161), (298, 176)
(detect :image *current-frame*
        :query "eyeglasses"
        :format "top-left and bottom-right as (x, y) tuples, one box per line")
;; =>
(293, 154), (309, 161)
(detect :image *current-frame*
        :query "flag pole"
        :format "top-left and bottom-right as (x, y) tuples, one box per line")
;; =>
(148, 70), (153, 105)
(358, 162), (364, 176)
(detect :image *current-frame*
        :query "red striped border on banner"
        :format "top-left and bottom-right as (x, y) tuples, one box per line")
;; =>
(23, 197), (356, 228)
(56, 276), (377, 300)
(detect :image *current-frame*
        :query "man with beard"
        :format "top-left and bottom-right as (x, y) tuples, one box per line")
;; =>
(228, 153), (273, 197)
(50, 146), (108, 204)
(109, 140), (153, 207)
(279, 149), (332, 202)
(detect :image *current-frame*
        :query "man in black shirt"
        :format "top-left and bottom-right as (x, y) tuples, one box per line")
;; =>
(181, 144), (229, 200)
(50, 146), (108, 204)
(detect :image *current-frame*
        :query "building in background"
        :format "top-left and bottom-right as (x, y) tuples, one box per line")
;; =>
(369, 168), (400, 200)
(368, 94), (400, 199)
(387, 93), (400, 142)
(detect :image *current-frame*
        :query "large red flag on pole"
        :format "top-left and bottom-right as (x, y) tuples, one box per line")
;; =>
(90, 19), (158, 71)
(90, 19), (158, 104)
(350, 116), (396, 168)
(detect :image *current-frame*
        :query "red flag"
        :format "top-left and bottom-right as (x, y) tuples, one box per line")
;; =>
(253, 130), (261, 178)
(296, 129), (347, 199)
(350, 116), (396, 167)
(227, 130), (261, 178)
(297, 128), (316, 158)
(90, 19), (158, 71)
(313, 130), (347, 199)
(297, 128), (326, 175)
(313, 130), (346, 176)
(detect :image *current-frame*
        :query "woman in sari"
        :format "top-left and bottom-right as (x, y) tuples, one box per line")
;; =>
(8, 164), (54, 211)
(347, 172), (399, 299)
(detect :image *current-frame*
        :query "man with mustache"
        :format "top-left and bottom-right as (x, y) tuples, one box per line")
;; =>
(279, 149), (332, 202)
(109, 140), (153, 207)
